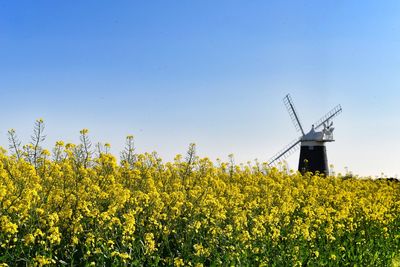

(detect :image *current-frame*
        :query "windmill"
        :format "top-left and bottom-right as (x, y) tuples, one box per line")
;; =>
(268, 94), (342, 175)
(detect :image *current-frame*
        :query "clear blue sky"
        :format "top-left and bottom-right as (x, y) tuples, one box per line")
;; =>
(1, 1), (400, 177)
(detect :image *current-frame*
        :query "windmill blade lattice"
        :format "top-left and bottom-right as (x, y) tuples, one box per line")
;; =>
(267, 138), (301, 166)
(313, 105), (342, 130)
(283, 94), (305, 136)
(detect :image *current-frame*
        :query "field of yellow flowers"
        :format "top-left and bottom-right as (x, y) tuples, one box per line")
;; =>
(1, 120), (400, 266)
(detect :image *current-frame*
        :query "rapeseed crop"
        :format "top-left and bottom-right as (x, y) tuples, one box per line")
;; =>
(1, 120), (400, 266)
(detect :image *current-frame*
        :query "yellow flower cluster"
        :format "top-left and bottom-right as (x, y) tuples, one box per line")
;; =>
(0, 133), (400, 266)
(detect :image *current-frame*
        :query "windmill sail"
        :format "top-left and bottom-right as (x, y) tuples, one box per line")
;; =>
(283, 94), (305, 136)
(313, 105), (342, 130)
(267, 138), (301, 166)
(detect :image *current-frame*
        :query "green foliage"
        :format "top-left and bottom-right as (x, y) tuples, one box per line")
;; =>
(0, 121), (400, 266)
